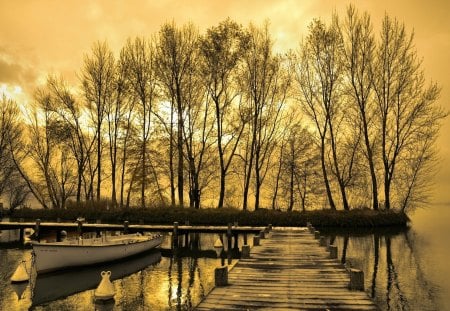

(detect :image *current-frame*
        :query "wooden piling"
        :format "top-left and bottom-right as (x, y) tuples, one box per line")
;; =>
(185, 220), (190, 247)
(77, 219), (83, 237)
(241, 244), (250, 259)
(227, 223), (232, 251)
(314, 230), (320, 239)
(329, 245), (338, 259)
(215, 266), (228, 286)
(253, 235), (260, 246)
(319, 236), (327, 247)
(259, 230), (265, 239)
(349, 269), (365, 291)
(173, 222), (179, 248)
(35, 219), (41, 242)
(123, 221), (129, 234)
(19, 227), (24, 244)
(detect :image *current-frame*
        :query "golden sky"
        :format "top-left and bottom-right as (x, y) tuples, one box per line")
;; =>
(1, 0), (449, 202)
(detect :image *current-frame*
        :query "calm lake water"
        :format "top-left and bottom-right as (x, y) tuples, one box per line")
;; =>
(1, 205), (449, 310)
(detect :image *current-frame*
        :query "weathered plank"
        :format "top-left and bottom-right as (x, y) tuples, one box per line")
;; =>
(195, 228), (378, 311)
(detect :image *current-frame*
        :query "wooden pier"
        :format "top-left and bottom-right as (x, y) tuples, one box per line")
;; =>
(195, 228), (378, 310)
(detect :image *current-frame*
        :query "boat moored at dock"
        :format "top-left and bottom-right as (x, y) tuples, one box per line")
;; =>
(31, 233), (163, 274)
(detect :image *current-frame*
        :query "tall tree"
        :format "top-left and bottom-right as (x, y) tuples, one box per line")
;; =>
(372, 15), (444, 209)
(0, 96), (26, 206)
(82, 41), (116, 201)
(45, 76), (95, 204)
(122, 37), (158, 208)
(294, 18), (342, 210)
(200, 19), (248, 208)
(240, 22), (290, 210)
(340, 5), (379, 210)
(156, 22), (199, 208)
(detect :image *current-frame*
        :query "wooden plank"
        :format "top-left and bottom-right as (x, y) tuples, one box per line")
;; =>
(195, 229), (378, 310)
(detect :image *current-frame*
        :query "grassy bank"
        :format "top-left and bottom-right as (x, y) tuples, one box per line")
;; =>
(8, 206), (409, 228)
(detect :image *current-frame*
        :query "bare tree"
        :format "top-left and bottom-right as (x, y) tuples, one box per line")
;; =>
(340, 5), (379, 210)
(200, 19), (248, 208)
(156, 22), (199, 208)
(294, 18), (342, 210)
(44, 76), (95, 204)
(239, 22), (291, 210)
(0, 96), (29, 209)
(82, 41), (116, 201)
(372, 15), (445, 209)
(121, 37), (159, 208)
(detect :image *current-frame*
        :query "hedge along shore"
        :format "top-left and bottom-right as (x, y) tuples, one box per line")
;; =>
(7, 207), (409, 228)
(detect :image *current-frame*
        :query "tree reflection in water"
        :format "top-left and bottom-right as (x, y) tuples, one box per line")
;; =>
(327, 229), (439, 310)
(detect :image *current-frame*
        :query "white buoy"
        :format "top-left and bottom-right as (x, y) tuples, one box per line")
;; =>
(10, 260), (30, 283)
(94, 271), (115, 300)
(213, 238), (223, 248)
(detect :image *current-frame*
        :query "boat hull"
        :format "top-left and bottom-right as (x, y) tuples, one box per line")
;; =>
(32, 234), (163, 274)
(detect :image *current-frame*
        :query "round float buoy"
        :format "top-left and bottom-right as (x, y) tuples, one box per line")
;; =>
(94, 271), (115, 300)
(10, 260), (29, 283)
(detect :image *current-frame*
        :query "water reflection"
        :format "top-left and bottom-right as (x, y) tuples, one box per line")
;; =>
(31, 250), (161, 307)
(325, 229), (440, 311)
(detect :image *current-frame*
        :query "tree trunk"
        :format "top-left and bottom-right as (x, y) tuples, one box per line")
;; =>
(320, 137), (336, 210)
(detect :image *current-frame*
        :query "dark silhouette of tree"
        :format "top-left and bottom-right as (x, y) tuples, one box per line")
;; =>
(372, 15), (445, 210)
(294, 18), (342, 210)
(200, 19), (248, 208)
(340, 5), (380, 210)
(156, 22), (198, 208)
(121, 37), (159, 208)
(82, 41), (115, 201)
(240, 22), (290, 210)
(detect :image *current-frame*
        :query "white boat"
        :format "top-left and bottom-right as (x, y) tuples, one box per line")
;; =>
(31, 233), (163, 274)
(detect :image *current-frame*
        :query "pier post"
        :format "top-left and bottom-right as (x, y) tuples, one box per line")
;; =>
(215, 266), (228, 286)
(173, 222), (179, 249)
(77, 219), (83, 237)
(253, 235), (260, 246)
(184, 220), (190, 247)
(349, 269), (365, 291)
(319, 236), (327, 247)
(19, 227), (24, 244)
(241, 244), (251, 259)
(314, 231), (320, 239)
(259, 230), (265, 239)
(329, 245), (338, 259)
(35, 219), (41, 242)
(227, 223), (232, 251)
(123, 221), (129, 234)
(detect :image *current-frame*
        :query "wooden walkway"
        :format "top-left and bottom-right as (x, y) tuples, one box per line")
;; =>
(195, 229), (378, 310)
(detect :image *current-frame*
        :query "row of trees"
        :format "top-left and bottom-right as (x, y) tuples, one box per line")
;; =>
(0, 6), (445, 212)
